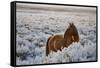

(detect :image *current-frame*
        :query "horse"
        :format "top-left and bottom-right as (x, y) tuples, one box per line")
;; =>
(46, 23), (79, 56)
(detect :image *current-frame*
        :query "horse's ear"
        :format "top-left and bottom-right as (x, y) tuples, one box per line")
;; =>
(71, 22), (74, 25)
(72, 23), (73, 26)
(68, 22), (74, 28)
(69, 23), (72, 26)
(72, 22), (74, 25)
(71, 23), (75, 27)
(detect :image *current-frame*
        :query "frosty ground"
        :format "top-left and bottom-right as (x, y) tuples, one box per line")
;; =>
(16, 5), (96, 65)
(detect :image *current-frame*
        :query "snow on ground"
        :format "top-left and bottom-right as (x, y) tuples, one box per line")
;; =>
(16, 5), (97, 65)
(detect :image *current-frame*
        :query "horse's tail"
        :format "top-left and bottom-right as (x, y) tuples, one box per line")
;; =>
(46, 36), (51, 56)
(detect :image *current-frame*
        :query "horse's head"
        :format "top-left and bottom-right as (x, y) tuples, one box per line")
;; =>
(64, 23), (79, 44)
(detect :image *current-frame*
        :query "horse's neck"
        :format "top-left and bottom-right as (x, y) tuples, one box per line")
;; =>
(64, 30), (68, 40)
(64, 31), (73, 45)
(63, 35), (68, 44)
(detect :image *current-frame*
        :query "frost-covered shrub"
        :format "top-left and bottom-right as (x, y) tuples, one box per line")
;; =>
(16, 8), (96, 65)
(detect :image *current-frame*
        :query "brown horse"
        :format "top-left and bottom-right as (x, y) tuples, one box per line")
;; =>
(46, 23), (79, 56)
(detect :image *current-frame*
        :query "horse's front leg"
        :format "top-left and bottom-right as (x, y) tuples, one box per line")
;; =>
(59, 48), (62, 51)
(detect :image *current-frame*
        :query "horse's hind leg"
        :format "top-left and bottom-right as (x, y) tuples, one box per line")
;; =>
(46, 37), (52, 56)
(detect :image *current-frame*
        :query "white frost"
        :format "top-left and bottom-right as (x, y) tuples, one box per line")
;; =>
(16, 5), (96, 65)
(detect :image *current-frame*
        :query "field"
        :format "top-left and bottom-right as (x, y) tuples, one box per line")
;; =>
(16, 3), (97, 65)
